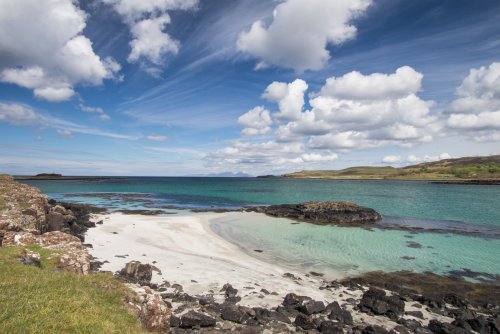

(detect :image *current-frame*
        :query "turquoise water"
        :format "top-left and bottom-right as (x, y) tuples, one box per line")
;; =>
(23, 177), (500, 226)
(212, 213), (500, 280)
(21, 177), (500, 279)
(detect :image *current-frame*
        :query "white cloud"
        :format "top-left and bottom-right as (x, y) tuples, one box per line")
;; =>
(238, 106), (272, 136)
(0, 0), (120, 102)
(446, 62), (500, 142)
(104, 0), (198, 70)
(147, 135), (168, 142)
(263, 79), (308, 121)
(128, 15), (179, 65)
(237, 0), (371, 72)
(209, 66), (439, 173)
(382, 155), (401, 164)
(320, 66), (422, 100)
(57, 129), (74, 139)
(0, 103), (40, 125)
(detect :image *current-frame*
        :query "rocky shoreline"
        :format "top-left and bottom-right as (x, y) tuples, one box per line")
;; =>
(1, 175), (499, 333)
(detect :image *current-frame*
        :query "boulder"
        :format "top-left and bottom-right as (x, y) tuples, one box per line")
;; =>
(220, 304), (246, 323)
(261, 201), (382, 226)
(46, 212), (66, 231)
(180, 310), (216, 328)
(295, 314), (316, 330)
(118, 261), (158, 285)
(283, 293), (312, 309)
(359, 288), (405, 320)
(127, 286), (171, 332)
(319, 321), (344, 334)
(298, 300), (326, 315)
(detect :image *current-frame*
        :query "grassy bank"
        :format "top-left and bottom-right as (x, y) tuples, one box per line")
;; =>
(0, 246), (147, 334)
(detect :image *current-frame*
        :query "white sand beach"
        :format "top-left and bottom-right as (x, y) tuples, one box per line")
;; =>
(85, 212), (337, 308)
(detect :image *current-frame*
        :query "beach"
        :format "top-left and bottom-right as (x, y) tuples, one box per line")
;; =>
(86, 212), (336, 308)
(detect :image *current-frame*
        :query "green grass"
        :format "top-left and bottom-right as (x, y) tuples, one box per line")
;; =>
(0, 246), (148, 334)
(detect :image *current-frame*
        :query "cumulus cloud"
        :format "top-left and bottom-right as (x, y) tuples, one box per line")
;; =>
(237, 106), (272, 136)
(263, 79), (308, 121)
(147, 135), (168, 142)
(103, 0), (198, 71)
(208, 66), (439, 173)
(237, 0), (371, 71)
(446, 62), (500, 142)
(0, 0), (120, 101)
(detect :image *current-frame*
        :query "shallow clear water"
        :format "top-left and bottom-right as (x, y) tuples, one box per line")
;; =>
(21, 177), (500, 279)
(211, 213), (500, 280)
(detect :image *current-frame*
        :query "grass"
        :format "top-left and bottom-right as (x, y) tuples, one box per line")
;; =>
(0, 197), (8, 211)
(0, 246), (148, 334)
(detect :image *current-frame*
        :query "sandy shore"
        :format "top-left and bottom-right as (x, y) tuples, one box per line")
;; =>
(85, 212), (339, 308)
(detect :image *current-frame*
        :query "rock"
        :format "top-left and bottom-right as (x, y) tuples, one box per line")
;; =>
(18, 249), (41, 267)
(127, 286), (171, 332)
(283, 293), (312, 309)
(319, 321), (344, 334)
(295, 314), (317, 330)
(180, 310), (216, 328)
(261, 201), (382, 226)
(428, 320), (472, 334)
(50, 205), (68, 215)
(298, 300), (326, 315)
(406, 311), (425, 319)
(170, 315), (181, 328)
(359, 288), (405, 320)
(221, 283), (238, 298)
(328, 308), (353, 326)
(117, 261), (156, 284)
(46, 212), (66, 231)
(362, 325), (394, 334)
(221, 304), (246, 323)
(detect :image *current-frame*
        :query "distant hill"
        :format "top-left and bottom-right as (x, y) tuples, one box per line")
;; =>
(279, 155), (500, 181)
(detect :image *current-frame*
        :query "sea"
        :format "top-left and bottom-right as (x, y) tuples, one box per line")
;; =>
(21, 177), (500, 282)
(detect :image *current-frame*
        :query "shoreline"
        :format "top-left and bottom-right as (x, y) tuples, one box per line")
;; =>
(85, 212), (337, 308)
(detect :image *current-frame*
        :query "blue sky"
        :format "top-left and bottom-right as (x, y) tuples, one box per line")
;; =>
(0, 0), (499, 176)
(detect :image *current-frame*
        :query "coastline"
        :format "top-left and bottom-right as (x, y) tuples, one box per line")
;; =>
(85, 212), (336, 308)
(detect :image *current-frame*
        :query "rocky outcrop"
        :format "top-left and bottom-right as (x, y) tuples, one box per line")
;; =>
(252, 201), (382, 226)
(126, 286), (171, 332)
(3, 231), (91, 274)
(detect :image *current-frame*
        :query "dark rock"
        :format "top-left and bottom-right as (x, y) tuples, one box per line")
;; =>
(48, 199), (57, 205)
(295, 314), (317, 330)
(283, 293), (311, 308)
(443, 293), (469, 308)
(359, 288), (405, 320)
(328, 308), (353, 326)
(221, 283), (238, 298)
(298, 300), (326, 315)
(225, 296), (241, 304)
(466, 316), (489, 333)
(261, 201), (382, 226)
(428, 320), (472, 334)
(180, 310), (216, 328)
(199, 295), (215, 306)
(221, 304), (246, 323)
(319, 321), (344, 334)
(173, 293), (197, 303)
(398, 318), (423, 331)
(362, 325), (394, 334)
(117, 261), (155, 284)
(170, 315), (181, 327)
(406, 311), (425, 319)
(326, 301), (343, 313)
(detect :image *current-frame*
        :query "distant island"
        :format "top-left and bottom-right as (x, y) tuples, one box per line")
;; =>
(261, 155), (500, 183)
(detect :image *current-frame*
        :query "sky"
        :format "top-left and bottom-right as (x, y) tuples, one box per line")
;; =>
(0, 0), (499, 176)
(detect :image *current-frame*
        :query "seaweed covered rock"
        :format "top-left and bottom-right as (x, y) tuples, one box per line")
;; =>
(257, 201), (381, 226)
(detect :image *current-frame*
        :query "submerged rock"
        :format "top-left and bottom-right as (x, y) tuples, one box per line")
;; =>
(255, 201), (381, 226)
